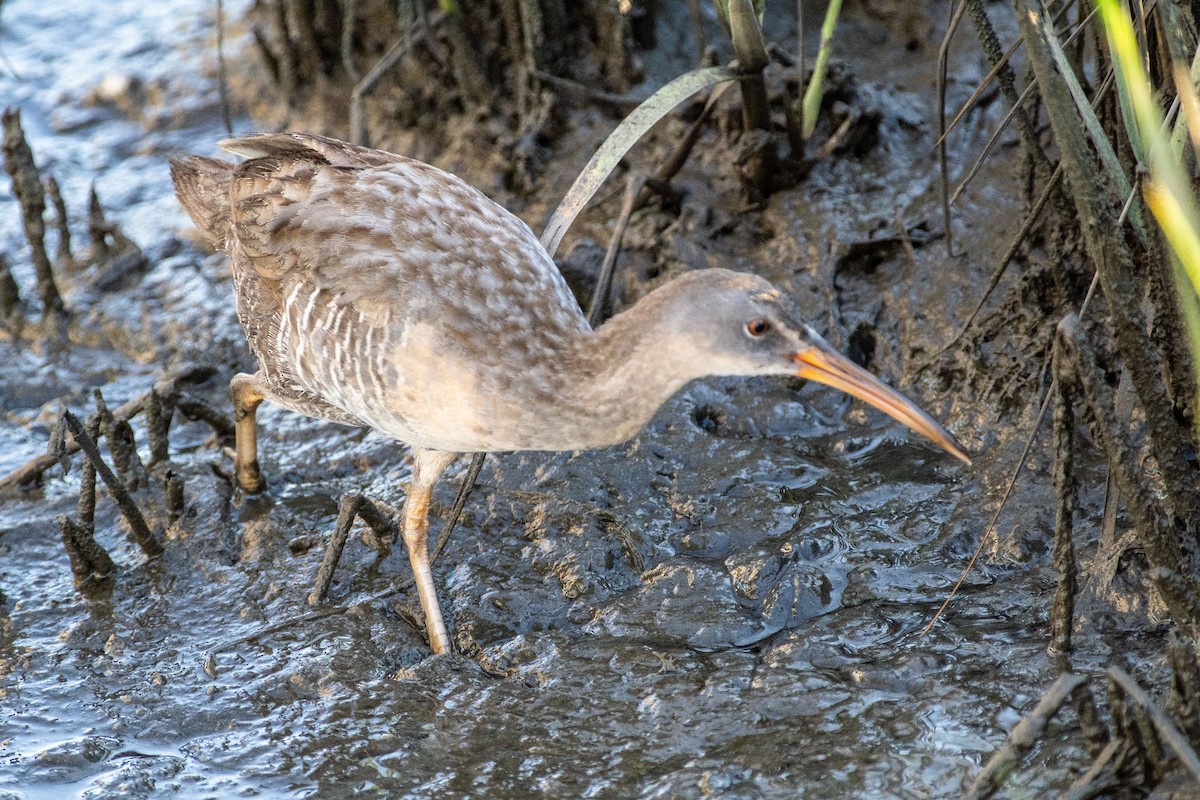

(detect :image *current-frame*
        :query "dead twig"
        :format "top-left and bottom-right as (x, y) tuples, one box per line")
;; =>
(349, 10), (446, 146)
(433, 453), (485, 563)
(1108, 666), (1200, 784)
(164, 470), (185, 522)
(175, 396), (236, 439)
(1057, 739), (1122, 800)
(930, 165), (1063, 361)
(935, 0), (967, 258)
(533, 69), (645, 114)
(144, 389), (172, 467)
(95, 389), (146, 493)
(587, 175), (644, 328)
(62, 410), (161, 557)
(0, 253), (21, 333)
(215, 0), (233, 136)
(2, 106), (65, 321)
(1050, 343), (1077, 669)
(59, 515), (116, 581)
(44, 175), (74, 270)
(961, 672), (1088, 800)
(0, 363), (214, 492)
(308, 494), (400, 605)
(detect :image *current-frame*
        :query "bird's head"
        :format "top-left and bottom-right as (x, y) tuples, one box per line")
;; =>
(648, 269), (971, 464)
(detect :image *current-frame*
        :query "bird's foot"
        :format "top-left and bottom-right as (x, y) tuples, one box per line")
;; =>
(236, 459), (266, 493)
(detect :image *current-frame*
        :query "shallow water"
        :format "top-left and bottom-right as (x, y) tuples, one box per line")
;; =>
(0, 2), (1116, 798)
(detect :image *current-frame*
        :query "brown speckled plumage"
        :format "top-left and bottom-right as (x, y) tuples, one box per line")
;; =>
(173, 133), (592, 446)
(170, 132), (968, 654)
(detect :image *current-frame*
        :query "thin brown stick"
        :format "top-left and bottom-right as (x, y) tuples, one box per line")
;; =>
(932, 0), (1090, 153)
(96, 390), (145, 493)
(2, 107), (65, 321)
(0, 363), (214, 492)
(207, 585), (391, 660)
(950, 68), (1112, 209)
(936, 0), (968, 258)
(144, 389), (171, 467)
(947, 78), (1038, 207)
(349, 11), (446, 146)
(340, 0), (359, 83)
(1057, 739), (1121, 800)
(433, 453), (484, 562)
(59, 515), (117, 580)
(932, 165), (1064, 360)
(532, 69), (645, 113)
(355, 494), (401, 552)
(1049, 339), (1077, 669)
(44, 175), (73, 269)
(86, 186), (109, 261)
(964, 0), (1052, 171)
(62, 410), (161, 557)
(0, 253), (21, 330)
(308, 494), (362, 606)
(77, 424), (97, 533)
(587, 175), (644, 328)
(175, 397), (236, 439)
(165, 471), (185, 522)
(309, 493), (401, 604)
(961, 672), (1089, 800)
(688, 0), (707, 64)
(215, 0), (233, 135)
(931, 38), (1018, 152)
(1108, 666), (1200, 783)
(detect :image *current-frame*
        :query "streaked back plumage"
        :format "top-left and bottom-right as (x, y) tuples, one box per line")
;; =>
(170, 132), (591, 447)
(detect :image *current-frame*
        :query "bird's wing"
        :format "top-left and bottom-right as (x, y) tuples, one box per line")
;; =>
(220, 131), (402, 168)
(223, 134), (586, 335)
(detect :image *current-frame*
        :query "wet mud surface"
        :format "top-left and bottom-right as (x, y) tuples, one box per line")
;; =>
(0, 2), (1159, 798)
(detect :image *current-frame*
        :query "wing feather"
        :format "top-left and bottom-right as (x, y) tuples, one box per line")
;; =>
(222, 133), (587, 341)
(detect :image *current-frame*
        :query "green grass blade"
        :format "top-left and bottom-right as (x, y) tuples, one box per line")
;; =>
(1097, 0), (1200, 435)
(1038, 4), (1145, 240)
(1097, 0), (1200, 290)
(800, 0), (843, 140)
(1157, 0), (1200, 162)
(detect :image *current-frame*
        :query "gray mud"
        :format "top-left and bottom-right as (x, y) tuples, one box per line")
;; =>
(0, 2), (1139, 798)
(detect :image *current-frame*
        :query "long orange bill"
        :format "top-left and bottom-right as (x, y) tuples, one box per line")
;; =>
(793, 339), (972, 465)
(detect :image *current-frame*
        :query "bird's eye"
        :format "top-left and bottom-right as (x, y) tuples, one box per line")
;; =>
(746, 318), (770, 337)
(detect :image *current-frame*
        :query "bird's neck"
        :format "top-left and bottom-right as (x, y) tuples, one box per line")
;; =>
(551, 302), (699, 449)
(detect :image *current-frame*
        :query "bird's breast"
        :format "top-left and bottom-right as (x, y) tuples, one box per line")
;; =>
(369, 321), (581, 452)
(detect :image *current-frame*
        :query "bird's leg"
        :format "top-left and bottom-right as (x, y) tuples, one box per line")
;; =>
(403, 449), (458, 654)
(230, 373), (266, 492)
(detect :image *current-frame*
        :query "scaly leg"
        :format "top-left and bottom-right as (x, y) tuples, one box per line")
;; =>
(403, 449), (457, 654)
(230, 372), (266, 492)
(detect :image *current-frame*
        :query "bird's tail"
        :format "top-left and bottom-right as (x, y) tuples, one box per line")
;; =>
(169, 155), (233, 251)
